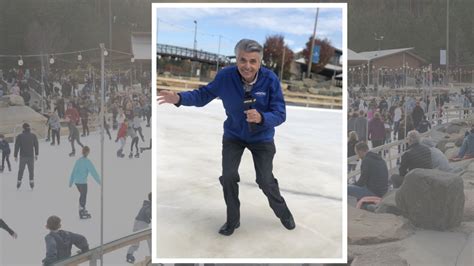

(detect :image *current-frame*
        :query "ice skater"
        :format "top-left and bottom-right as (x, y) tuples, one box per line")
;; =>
(126, 193), (151, 264)
(158, 39), (295, 236)
(69, 146), (101, 219)
(42, 215), (89, 265)
(0, 134), (12, 172)
(68, 118), (84, 157)
(0, 218), (17, 239)
(128, 125), (140, 158)
(14, 123), (39, 189)
(115, 119), (128, 158)
(132, 114), (145, 142)
(48, 111), (61, 145)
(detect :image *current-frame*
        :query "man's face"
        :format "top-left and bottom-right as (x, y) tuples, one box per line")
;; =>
(356, 149), (366, 160)
(236, 51), (261, 83)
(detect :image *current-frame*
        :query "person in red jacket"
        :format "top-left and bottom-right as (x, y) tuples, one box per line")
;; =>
(65, 103), (80, 125)
(115, 119), (128, 158)
(368, 112), (386, 148)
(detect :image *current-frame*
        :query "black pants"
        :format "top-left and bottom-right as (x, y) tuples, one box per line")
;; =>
(52, 128), (60, 144)
(130, 137), (139, 153)
(1, 152), (11, 171)
(46, 126), (51, 140)
(18, 156), (34, 181)
(70, 136), (84, 153)
(219, 139), (291, 226)
(134, 127), (144, 141)
(82, 118), (89, 136)
(76, 184), (88, 208)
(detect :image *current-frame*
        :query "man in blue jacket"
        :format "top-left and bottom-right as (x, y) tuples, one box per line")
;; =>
(158, 39), (295, 236)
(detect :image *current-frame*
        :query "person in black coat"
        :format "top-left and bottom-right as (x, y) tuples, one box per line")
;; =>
(0, 134), (12, 172)
(14, 123), (39, 189)
(391, 130), (433, 188)
(348, 142), (389, 201)
(42, 216), (89, 266)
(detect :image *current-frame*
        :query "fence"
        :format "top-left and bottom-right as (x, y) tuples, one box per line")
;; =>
(53, 229), (151, 266)
(348, 107), (473, 181)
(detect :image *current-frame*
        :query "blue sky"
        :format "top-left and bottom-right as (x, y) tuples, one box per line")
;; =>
(156, 7), (342, 56)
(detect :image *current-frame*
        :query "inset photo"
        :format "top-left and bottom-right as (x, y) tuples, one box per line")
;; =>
(152, 2), (347, 263)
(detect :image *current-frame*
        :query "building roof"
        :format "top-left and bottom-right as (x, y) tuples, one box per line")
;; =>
(357, 47), (426, 63)
(131, 32), (151, 60)
(347, 49), (368, 62)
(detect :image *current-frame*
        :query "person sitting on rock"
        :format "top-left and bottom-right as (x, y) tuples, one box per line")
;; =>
(391, 130), (433, 188)
(453, 127), (474, 160)
(348, 142), (389, 201)
(420, 138), (460, 173)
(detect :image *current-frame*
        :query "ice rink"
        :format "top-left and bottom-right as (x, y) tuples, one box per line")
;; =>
(0, 126), (152, 265)
(156, 100), (343, 259)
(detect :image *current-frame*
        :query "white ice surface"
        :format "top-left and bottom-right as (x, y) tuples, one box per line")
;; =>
(0, 126), (151, 265)
(156, 100), (343, 259)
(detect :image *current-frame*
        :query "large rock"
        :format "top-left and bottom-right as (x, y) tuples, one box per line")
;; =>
(395, 169), (465, 230)
(375, 190), (402, 216)
(446, 124), (462, 134)
(463, 189), (474, 221)
(2, 95), (24, 106)
(445, 147), (460, 159)
(348, 206), (414, 245)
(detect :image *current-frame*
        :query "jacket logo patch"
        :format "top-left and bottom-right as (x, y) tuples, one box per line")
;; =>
(255, 91), (266, 97)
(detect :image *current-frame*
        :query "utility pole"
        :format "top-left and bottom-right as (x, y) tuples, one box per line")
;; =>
(216, 34), (222, 72)
(446, 0), (450, 86)
(191, 20), (197, 78)
(307, 8), (319, 79)
(280, 44), (286, 80)
(99, 43), (106, 266)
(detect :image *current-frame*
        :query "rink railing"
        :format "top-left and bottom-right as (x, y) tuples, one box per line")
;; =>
(52, 228), (151, 266)
(347, 107), (473, 182)
(157, 77), (342, 109)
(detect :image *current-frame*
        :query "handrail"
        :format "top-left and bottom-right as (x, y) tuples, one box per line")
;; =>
(347, 107), (473, 180)
(53, 228), (151, 266)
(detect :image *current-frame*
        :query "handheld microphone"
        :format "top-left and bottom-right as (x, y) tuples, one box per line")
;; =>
(243, 91), (257, 133)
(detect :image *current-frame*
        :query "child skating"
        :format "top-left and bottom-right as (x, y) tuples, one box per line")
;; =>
(69, 146), (101, 219)
(0, 134), (12, 172)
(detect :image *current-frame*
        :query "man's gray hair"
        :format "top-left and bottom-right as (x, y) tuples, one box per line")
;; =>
(407, 130), (421, 144)
(234, 39), (263, 60)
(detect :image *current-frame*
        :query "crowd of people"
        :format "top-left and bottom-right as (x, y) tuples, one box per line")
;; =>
(0, 66), (152, 264)
(347, 85), (474, 209)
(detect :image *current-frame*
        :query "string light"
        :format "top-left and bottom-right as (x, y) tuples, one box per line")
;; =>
(77, 53), (82, 61)
(103, 50), (108, 56)
(18, 56), (23, 66)
(49, 55), (55, 64)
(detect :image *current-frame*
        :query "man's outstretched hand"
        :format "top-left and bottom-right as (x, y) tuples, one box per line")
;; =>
(158, 91), (180, 105)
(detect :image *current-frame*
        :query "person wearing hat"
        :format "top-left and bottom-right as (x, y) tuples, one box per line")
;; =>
(14, 123), (39, 189)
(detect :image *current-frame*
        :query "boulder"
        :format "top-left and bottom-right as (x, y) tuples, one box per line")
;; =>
(348, 206), (414, 245)
(463, 190), (474, 221)
(4, 95), (24, 106)
(446, 125), (462, 134)
(445, 142), (455, 149)
(455, 136), (465, 147)
(375, 190), (402, 216)
(445, 147), (460, 159)
(395, 169), (465, 230)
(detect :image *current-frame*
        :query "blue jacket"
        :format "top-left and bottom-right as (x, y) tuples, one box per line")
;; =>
(178, 66), (286, 143)
(69, 157), (101, 187)
(0, 140), (10, 154)
(459, 133), (474, 158)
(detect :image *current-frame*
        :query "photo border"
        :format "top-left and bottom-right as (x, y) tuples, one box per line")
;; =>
(152, 2), (348, 263)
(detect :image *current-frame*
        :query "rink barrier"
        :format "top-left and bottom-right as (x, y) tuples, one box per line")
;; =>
(157, 77), (342, 109)
(347, 107), (473, 181)
(52, 228), (151, 266)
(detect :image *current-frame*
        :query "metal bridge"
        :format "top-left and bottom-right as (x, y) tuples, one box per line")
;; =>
(157, 43), (232, 65)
